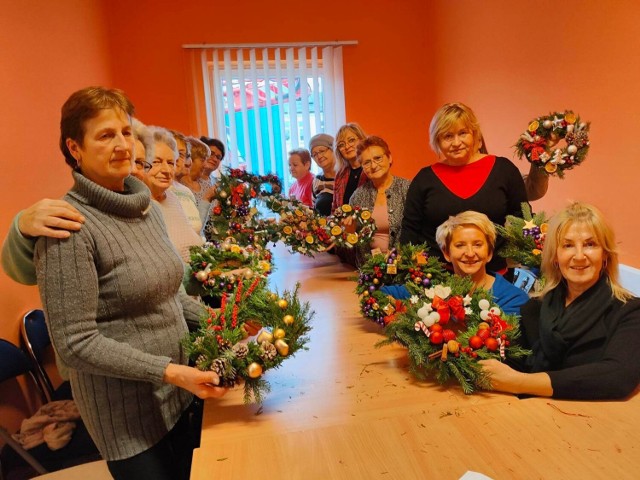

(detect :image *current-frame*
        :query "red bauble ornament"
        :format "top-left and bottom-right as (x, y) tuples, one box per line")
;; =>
(442, 329), (456, 342)
(485, 337), (499, 352)
(469, 336), (484, 350)
(477, 328), (491, 340)
(430, 331), (444, 345)
(430, 324), (443, 333)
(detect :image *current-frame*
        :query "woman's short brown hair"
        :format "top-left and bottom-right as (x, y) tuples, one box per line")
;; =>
(60, 86), (135, 169)
(356, 135), (391, 159)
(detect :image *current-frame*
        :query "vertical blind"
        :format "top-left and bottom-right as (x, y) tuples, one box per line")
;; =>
(187, 42), (354, 188)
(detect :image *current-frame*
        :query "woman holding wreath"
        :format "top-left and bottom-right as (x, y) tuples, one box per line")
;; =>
(33, 87), (227, 480)
(435, 211), (529, 315)
(400, 103), (532, 274)
(481, 202), (640, 399)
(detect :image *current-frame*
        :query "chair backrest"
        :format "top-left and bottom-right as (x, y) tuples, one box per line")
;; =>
(0, 339), (34, 384)
(21, 310), (55, 402)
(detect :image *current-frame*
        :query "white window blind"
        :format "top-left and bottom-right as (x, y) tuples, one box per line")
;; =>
(186, 42), (355, 190)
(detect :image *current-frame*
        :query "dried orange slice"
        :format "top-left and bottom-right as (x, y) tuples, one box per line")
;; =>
(564, 113), (576, 124)
(341, 204), (353, 213)
(347, 233), (358, 244)
(361, 210), (372, 220)
(305, 235), (314, 244)
(331, 226), (343, 236)
(528, 121), (540, 132)
(544, 162), (558, 173)
(317, 218), (327, 226)
(283, 226), (293, 235)
(540, 223), (549, 233)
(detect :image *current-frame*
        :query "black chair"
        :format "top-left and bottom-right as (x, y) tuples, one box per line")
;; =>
(0, 338), (100, 480)
(21, 310), (72, 402)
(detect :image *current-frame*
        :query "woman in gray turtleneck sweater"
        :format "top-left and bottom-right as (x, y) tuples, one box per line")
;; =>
(33, 87), (227, 480)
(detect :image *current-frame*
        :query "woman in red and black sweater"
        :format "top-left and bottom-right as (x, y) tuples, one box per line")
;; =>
(400, 102), (528, 274)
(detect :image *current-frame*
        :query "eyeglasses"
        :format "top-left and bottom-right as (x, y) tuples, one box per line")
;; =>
(210, 153), (223, 161)
(311, 147), (331, 159)
(134, 159), (152, 172)
(336, 137), (358, 150)
(361, 154), (387, 169)
(148, 158), (175, 171)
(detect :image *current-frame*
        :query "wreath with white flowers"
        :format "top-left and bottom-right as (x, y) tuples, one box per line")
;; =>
(515, 110), (590, 178)
(326, 204), (377, 248)
(356, 245), (448, 325)
(377, 275), (530, 394)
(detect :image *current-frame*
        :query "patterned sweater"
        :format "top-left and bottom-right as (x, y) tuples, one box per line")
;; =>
(34, 172), (203, 461)
(349, 175), (411, 265)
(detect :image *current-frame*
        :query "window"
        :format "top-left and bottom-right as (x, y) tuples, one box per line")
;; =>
(187, 42), (355, 190)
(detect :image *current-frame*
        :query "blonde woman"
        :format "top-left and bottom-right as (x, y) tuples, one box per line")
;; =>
(480, 202), (640, 400)
(331, 123), (368, 211)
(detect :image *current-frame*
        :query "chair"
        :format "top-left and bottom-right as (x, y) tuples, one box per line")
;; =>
(21, 310), (71, 403)
(0, 339), (100, 480)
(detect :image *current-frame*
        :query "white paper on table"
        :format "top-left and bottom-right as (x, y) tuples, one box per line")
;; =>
(459, 472), (494, 480)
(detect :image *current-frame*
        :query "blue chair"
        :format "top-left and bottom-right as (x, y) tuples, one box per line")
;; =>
(0, 338), (100, 479)
(21, 310), (72, 402)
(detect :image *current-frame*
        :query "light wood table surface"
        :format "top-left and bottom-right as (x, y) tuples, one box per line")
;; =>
(191, 244), (640, 479)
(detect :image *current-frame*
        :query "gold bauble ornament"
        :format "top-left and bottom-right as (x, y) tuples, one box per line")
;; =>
(257, 330), (274, 344)
(277, 299), (288, 309)
(247, 362), (263, 378)
(275, 339), (289, 356)
(273, 328), (286, 340)
(283, 315), (295, 325)
(219, 191), (228, 199)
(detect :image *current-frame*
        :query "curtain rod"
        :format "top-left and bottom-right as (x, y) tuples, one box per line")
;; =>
(182, 41), (358, 49)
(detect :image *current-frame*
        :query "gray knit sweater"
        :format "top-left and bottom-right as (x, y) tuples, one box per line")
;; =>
(34, 172), (203, 461)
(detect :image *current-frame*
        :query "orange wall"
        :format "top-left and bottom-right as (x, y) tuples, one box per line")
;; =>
(0, 0), (112, 434)
(103, 0), (437, 182)
(429, 0), (640, 266)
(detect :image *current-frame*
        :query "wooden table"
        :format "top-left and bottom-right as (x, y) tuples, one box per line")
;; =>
(191, 245), (640, 480)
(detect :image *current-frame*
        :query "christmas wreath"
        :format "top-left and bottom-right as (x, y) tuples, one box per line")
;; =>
(377, 275), (530, 394)
(515, 110), (590, 178)
(264, 195), (332, 256)
(203, 168), (283, 244)
(184, 278), (313, 404)
(186, 240), (273, 297)
(326, 204), (377, 249)
(496, 203), (549, 271)
(356, 245), (448, 325)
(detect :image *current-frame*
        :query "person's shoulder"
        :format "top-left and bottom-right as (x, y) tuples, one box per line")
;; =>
(493, 156), (522, 173)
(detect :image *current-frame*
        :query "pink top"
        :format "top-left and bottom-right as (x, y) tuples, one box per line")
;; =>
(370, 203), (390, 253)
(288, 172), (314, 207)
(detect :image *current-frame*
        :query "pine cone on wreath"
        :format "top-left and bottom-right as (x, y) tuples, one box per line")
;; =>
(210, 358), (228, 376)
(218, 339), (232, 351)
(195, 354), (208, 370)
(260, 341), (277, 361)
(232, 343), (249, 359)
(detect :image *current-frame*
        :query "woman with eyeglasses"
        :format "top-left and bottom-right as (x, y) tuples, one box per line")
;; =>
(400, 103), (528, 274)
(347, 136), (410, 265)
(308, 133), (336, 216)
(332, 123), (368, 212)
(144, 126), (204, 262)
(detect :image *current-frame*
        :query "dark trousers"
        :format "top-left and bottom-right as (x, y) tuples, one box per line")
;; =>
(106, 406), (195, 480)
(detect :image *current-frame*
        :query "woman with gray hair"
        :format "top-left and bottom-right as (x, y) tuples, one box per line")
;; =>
(145, 126), (203, 262)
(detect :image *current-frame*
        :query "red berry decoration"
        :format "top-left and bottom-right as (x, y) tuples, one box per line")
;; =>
(430, 324), (443, 333)
(469, 335), (484, 350)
